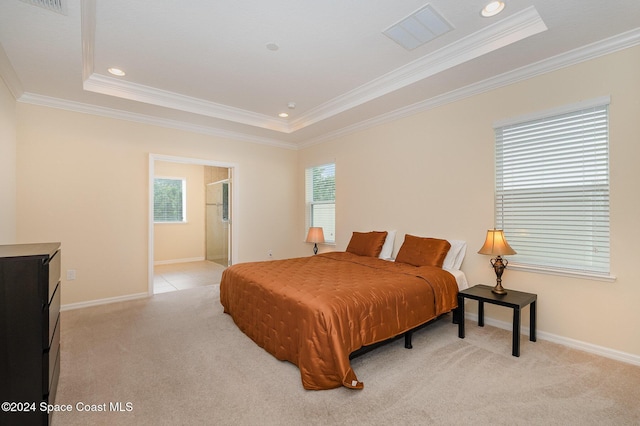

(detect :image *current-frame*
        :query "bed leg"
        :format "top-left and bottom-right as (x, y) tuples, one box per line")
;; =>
(404, 332), (413, 349)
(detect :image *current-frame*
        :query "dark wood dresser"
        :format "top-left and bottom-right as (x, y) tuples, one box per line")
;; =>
(0, 243), (61, 426)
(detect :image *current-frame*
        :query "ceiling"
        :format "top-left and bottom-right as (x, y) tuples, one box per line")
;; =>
(1, 0), (639, 149)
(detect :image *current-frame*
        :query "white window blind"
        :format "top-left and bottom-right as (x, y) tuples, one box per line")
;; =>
(495, 102), (610, 275)
(305, 163), (335, 243)
(154, 177), (186, 222)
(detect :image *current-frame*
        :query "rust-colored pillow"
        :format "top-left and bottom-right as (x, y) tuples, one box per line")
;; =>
(395, 235), (451, 268)
(346, 231), (388, 258)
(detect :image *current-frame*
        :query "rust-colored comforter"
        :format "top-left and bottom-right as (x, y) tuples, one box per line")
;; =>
(219, 252), (458, 390)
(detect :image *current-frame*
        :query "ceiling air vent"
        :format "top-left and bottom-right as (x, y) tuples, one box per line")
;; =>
(383, 4), (453, 51)
(19, 0), (67, 15)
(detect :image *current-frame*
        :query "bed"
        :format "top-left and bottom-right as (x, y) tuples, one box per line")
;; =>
(219, 232), (467, 390)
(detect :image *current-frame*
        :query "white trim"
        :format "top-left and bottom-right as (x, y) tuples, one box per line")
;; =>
(493, 96), (611, 128)
(154, 221), (190, 225)
(80, 0), (288, 134)
(303, 159), (337, 170)
(83, 73), (290, 133)
(464, 312), (640, 367)
(508, 262), (617, 283)
(60, 292), (148, 312)
(154, 257), (205, 266)
(16, 92), (297, 150)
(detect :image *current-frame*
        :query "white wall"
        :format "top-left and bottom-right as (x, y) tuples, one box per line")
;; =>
(0, 77), (16, 244)
(298, 45), (640, 359)
(15, 104), (299, 305)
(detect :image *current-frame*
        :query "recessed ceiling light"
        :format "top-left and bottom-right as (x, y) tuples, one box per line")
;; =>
(266, 42), (279, 51)
(481, 1), (505, 17)
(278, 112), (289, 118)
(108, 67), (126, 77)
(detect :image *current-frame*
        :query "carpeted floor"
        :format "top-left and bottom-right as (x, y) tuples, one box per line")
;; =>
(52, 285), (640, 425)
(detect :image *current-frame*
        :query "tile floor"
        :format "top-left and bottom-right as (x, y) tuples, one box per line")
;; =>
(153, 260), (227, 294)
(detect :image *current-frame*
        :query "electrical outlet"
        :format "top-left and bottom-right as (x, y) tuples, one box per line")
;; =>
(66, 269), (76, 281)
(268, 250), (273, 258)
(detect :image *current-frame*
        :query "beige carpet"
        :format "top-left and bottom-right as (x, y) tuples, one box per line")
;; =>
(52, 285), (640, 426)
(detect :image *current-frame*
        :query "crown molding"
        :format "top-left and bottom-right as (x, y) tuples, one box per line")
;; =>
(16, 6), (639, 153)
(298, 27), (640, 149)
(19, 26), (637, 152)
(79, 4), (545, 135)
(290, 6), (547, 133)
(82, 73), (291, 133)
(17, 92), (298, 150)
(80, 0), (289, 134)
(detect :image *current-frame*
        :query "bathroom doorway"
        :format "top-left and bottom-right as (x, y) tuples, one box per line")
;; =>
(148, 154), (238, 296)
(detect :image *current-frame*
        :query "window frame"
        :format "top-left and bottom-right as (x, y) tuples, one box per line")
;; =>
(305, 163), (336, 244)
(153, 176), (187, 224)
(492, 97), (615, 282)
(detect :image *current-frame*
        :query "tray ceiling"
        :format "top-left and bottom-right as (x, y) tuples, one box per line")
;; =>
(1, 0), (639, 148)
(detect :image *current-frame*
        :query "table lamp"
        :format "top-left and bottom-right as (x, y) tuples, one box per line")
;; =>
(305, 227), (325, 255)
(478, 229), (516, 295)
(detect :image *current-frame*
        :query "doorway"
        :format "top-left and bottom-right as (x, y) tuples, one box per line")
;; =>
(148, 154), (238, 296)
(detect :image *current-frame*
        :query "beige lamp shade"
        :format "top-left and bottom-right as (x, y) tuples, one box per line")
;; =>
(478, 229), (516, 256)
(305, 227), (325, 243)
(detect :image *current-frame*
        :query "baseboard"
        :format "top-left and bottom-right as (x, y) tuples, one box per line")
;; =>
(61, 292), (149, 311)
(154, 257), (205, 265)
(465, 312), (640, 367)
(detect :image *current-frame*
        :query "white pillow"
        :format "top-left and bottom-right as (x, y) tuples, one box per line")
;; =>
(443, 240), (467, 270)
(378, 230), (396, 260)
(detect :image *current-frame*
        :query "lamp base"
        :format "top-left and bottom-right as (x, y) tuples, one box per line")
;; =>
(491, 283), (507, 295)
(490, 256), (508, 295)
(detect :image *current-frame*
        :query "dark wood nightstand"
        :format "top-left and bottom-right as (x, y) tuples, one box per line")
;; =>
(457, 284), (537, 357)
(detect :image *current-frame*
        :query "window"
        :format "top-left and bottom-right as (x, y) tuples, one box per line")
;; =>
(305, 163), (335, 243)
(154, 177), (186, 223)
(494, 99), (610, 277)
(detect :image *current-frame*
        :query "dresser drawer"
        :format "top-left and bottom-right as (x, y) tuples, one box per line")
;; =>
(47, 250), (61, 303)
(43, 318), (60, 394)
(47, 346), (61, 400)
(44, 282), (61, 349)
